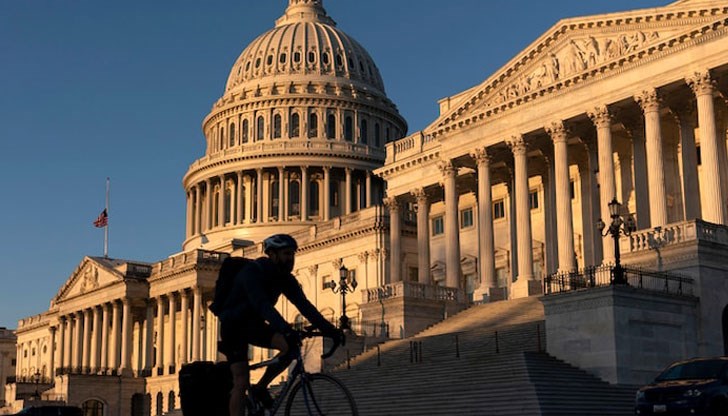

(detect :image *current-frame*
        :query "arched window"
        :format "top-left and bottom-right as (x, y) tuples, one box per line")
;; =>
(271, 180), (280, 218)
(308, 113), (318, 138)
(82, 399), (104, 416)
(242, 119), (249, 143)
(229, 123), (236, 147)
(224, 188), (232, 224)
(273, 114), (282, 139)
(219, 127), (225, 150)
(257, 116), (265, 141)
(289, 180), (300, 216)
(327, 114), (336, 139)
(360, 119), (368, 144)
(131, 394), (145, 416)
(290, 113), (300, 138)
(168, 391), (176, 412)
(156, 392), (163, 416)
(310, 181), (320, 216)
(375, 123), (381, 147)
(344, 116), (353, 141)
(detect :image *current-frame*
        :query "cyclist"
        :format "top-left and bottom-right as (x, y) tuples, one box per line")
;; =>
(218, 233), (344, 416)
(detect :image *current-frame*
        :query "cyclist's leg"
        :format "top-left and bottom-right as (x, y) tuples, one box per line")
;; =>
(230, 360), (250, 416)
(249, 322), (295, 388)
(221, 318), (251, 416)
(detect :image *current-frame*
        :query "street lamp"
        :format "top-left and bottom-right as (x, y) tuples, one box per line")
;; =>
(324, 262), (358, 331)
(33, 370), (41, 399)
(597, 198), (636, 285)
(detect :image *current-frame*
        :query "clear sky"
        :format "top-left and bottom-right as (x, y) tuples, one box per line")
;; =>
(0, 0), (670, 329)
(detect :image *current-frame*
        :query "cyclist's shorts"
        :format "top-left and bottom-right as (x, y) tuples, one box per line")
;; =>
(219, 318), (276, 364)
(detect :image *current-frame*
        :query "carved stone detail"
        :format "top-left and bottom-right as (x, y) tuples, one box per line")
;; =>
(587, 106), (612, 129)
(383, 196), (400, 212)
(470, 147), (491, 166)
(545, 121), (568, 143)
(686, 71), (716, 97)
(437, 159), (457, 178)
(507, 135), (527, 156)
(411, 188), (428, 203)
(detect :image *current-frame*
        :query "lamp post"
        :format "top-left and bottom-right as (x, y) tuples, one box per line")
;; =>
(597, 198), (636, 285)
(33, 370), (41, 399)
(324, 262), (358, 331)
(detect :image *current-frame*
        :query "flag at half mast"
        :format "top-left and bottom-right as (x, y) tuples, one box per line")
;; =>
(93, 209), (108, 228)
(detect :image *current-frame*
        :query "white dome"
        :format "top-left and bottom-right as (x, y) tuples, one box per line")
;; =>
(225, 0), (386, 95)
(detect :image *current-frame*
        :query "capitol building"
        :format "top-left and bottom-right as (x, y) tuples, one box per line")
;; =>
(4, 0), (728, 414)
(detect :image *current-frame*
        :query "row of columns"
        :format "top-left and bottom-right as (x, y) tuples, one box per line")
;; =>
(185, 167), (376, 238)
(49, 288), (206, 377)
(385, 71), (725, 297)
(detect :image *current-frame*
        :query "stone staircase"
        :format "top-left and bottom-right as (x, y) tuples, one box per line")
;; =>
(323, 297), (637, 415)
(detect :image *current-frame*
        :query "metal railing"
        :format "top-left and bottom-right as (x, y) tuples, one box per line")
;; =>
(543, 264), (694, 297)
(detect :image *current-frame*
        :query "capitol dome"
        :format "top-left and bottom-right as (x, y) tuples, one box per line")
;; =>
(225, 0), (386, 95)
(182, 0), (407, 250)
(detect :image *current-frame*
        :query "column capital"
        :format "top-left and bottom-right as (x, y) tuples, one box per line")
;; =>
(470, 147), (491, 166)
(357, 251), (369, 263)
(667, 100), (697, 126)
(545, 121), (569, 143)
(634, 88), (661, 113)
(437, 159), (458, 177)
(331, 258), (342, 270)
(411, 187), (428, 203)
(686, 70), (716, 96)
(506, 134), (527, 156)
(383, 196), (400, 212)
(587, 106), (612, 128)
(307, 265), (318, 276)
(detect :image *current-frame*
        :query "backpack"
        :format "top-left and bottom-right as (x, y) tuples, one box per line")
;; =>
(209, 256), (252, 317)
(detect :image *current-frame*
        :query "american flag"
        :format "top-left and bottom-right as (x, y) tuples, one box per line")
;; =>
(93, 209), (108, 228)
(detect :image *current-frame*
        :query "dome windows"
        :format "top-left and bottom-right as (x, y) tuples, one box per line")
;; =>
(322, 52), (330, 65)
(257, 116), (265, 141)
(280, 53), (287, 64)
(360, 119), (368, 144)
(335, 54), (343, 68)
(290, 113), (300, 138)
(327, 114), (336, 139)
(294, 51), (302, 63)
(246, 61), (251, 71)
(273, 114), (282, 139)
(242, 119), (250, 143)
(255, 58), (262, 68)
(229, 123), (236, 147)
(308, 113), (318, 138)
(267, 55), (274, 66)
(308, 51), (316, 64)
(344, 115), (353, 141)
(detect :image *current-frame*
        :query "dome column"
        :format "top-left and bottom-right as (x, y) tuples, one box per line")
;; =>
(195, 185), (202, 235)
(205, 179), (213, 231)
(245, 175), (253, 223)
(236, 171), (244, 225)
(256, 169), (263, 224)
(301, 166), (309, 221)
(345, 168), (352, 215)
(278, 167), (285, 222)
(323, 166), (331, 221)
(218, 175), (226, 227)
(366, 171), (372, 208)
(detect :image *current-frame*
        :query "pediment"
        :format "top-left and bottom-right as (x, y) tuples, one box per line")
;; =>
(429, 2), (728, 135)
(52, 257), (126, 304)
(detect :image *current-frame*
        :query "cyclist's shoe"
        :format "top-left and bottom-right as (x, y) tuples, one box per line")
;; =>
(251, 384), (274, 409)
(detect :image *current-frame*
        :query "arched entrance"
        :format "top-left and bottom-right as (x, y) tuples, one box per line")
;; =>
(722, 305), (728, 355)
(81, 399), (104, 416)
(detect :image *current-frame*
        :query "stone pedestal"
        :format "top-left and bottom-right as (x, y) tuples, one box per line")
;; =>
(510, 279), (543, 299)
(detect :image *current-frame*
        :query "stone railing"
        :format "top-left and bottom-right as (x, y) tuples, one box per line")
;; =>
(363, 281), (465, 304)
(190, 140), (385, 170)
(155, 249), (228, 274)
(384, 131), (439, 164)
(624, 219), (728, 253)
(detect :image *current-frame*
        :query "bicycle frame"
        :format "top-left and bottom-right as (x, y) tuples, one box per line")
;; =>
(246, 346), (307, 415)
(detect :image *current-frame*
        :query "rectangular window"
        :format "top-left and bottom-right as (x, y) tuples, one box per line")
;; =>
(460, 208), (473, 229)
(432, 216), (444, 236)
(570, 180), (576, 200)
(696, 145), (702, 166)
(529, 190), (539, 210)
(408, 267), (418, 282)
(493, 199), (505, 220)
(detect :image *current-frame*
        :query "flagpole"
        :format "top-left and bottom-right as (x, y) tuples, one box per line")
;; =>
(104, 177), (110, 258)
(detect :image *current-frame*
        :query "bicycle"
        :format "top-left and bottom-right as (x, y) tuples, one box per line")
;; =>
(243, 329), (358, 416)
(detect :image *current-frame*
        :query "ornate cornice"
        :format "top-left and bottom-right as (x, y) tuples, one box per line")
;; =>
(427, 7), (728, 140)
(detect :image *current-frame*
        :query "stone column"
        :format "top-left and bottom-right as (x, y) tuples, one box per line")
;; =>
(144, 302), (154, 373)
(588, 106), (617, 264)
(670, 104), (701, 220)
(82, 309), (92, 373)
(155, 296), (164, 374)
(472, 147), (497, 293)
(90, 306), (100, 372)
(546, 121), (576, 272)
(120, 299), (132, 374)
(218, 175), (226, 227)
(72, 312), (82, 372)
(180, 289), (189, 365)
(687, 71), (725, 224)
(439, 159), (461, 289)
(204, 179), (212, 231)
(323, 166), (331, 221)
(412, 188), (431, 284)
(185, 190), (192, 239)
(192, 287), (202, 361)
(110, 301), (120, 370)
(244, 175), (253, 224)
(283, 170), (289, 221)
(278, 167), (285, 222)
(63, 317), (72, 371)
(195, 185), (202, 235)
(56, 318), (65, 374)
(256, 169), (263, 223)
(48, 326), (56, 377)
(635, 89), (668, 227)
(509, 135), (536, 298)
(345, 168), (352, 215)
(301, 166), (309, 221)
(384, 196), (401, 283)
(100, 304), (109, 372)
(365, 171), (372, 208)
(167, 293), (176, 374)
(236, 171), (244, 225)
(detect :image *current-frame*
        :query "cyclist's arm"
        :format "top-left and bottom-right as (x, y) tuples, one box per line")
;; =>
(283, 277), (338, 334)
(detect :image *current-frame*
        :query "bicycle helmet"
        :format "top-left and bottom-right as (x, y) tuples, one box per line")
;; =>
(263, 234), (298, 253)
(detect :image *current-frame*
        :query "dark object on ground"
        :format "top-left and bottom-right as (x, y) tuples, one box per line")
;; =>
(12, 406), (83, 416)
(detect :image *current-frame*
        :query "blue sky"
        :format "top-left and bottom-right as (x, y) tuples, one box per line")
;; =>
(0, 0), (670, 328)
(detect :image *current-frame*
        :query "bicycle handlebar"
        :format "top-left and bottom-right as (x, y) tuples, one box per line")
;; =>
(296, 328), (345, 359)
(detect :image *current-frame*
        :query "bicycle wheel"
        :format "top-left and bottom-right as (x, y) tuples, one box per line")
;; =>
(284, 373), (358, 416)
